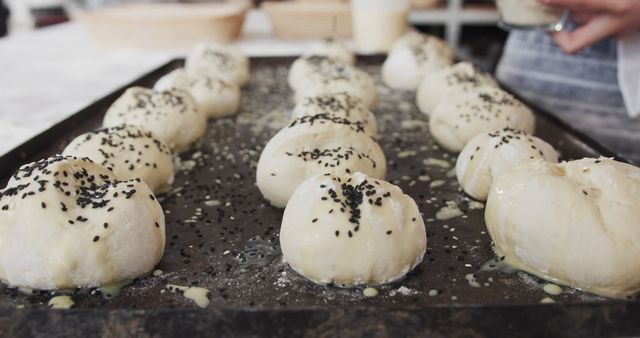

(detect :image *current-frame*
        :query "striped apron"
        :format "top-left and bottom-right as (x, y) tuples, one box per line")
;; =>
(496, 30), (640, 163)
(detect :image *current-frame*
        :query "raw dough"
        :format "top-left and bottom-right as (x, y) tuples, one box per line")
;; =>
(0, 156), (165, 290)
(63, 125), (175, 194)
(280, 172), (426, 286)
(485, 158), (640, 298)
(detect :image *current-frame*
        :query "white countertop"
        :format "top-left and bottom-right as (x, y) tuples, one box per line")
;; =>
(0, 10), (324, 156)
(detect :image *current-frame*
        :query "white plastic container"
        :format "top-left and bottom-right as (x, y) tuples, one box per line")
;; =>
(351, 0), (410, 54)
(496, 0), (566, 32)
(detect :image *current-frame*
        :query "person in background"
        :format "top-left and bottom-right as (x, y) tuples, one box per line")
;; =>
(497, 0), (640, 163)
(0, 0), (8, 37)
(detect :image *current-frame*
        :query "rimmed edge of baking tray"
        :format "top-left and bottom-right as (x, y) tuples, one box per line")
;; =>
(0, 57), (638, 337)
(2, 301), (640, 337)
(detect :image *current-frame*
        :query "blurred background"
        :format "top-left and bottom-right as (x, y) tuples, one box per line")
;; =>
(0, 0), (506, 70)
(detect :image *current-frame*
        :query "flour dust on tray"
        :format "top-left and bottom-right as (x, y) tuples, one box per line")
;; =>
(0, 156), (165, 290)
(280, 172), (427, 287)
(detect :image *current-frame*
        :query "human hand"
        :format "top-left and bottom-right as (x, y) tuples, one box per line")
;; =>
(539, 0), (640, 54)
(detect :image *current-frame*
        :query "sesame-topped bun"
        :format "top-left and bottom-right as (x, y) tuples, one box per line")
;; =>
(280, 172), (426, 287)
(455, 128), (558, 201)
(62, 125), (175, 194)
(0, 156), (165, 290)
(102, 87), (206, 152)
(154, 68), (241, 119)
(185, 42), (250, 87)
(485, 158), (640, 298)
(292, 92), (378, 138)
(305, 38), (355, 65)
(294, 63), (378, 110)
(416, 62), (498, 115)
(288, 55), (343, 91)
(382, 31), (454, 90)
(256, 114), (387, 208)
(429, 86), (536, 152)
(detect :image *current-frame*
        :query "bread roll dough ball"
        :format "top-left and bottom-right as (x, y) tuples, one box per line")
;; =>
(294, 63), (378, 110)
(382, 31), (454, 90)
(485, 158), (640, 298)
(306, 38), (355, 65)
(0, 156), (165, 290)
(281, 172), (427, 286)
(62, 125), (174, 194)
(417, 62), (497, 115)
(288, 55), (342, 91)
(429, 86), (535, 152)
(292, 92), (378, 138)
(185, 42), (250, 87)
(154, 68), (241, 119)
(455, 128), (558, 201)
(102, 87), (206, 152)
(256, 114), (387, 208)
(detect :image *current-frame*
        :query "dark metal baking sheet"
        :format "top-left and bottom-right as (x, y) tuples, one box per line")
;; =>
(0, 56), (638, 337)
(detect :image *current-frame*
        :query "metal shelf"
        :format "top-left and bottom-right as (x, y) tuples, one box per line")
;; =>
(410, 0), (500, 50)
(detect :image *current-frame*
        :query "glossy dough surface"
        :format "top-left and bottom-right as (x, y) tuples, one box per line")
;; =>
(485, 158), (640, 298)
(280, 172), (427, 286)
(455, 128), (558, 200)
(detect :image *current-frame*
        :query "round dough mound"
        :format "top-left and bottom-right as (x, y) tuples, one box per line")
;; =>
(185, 42), (250, 87)
(102, 87), (206, 152)
(154, 68), (241, 119)
(486, 158), (640, 298)
(455, 128), (558, 201)
(305, 38), (355, 65)
(292, 92), (378, 137)
(0, 156), (165, 290)
(429, 86), (535, 152)
(62, 125), (175, 194)
(281, 172), (427, 286)
(382, 31), (454, 90)
(256, 114), (387, 208)
(294, 63), (378, 110)
(416, 62), (497, 115)
(288, 55), (343, 91)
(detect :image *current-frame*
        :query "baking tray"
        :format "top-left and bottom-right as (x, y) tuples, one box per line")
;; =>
(0, 56), (638, 337)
